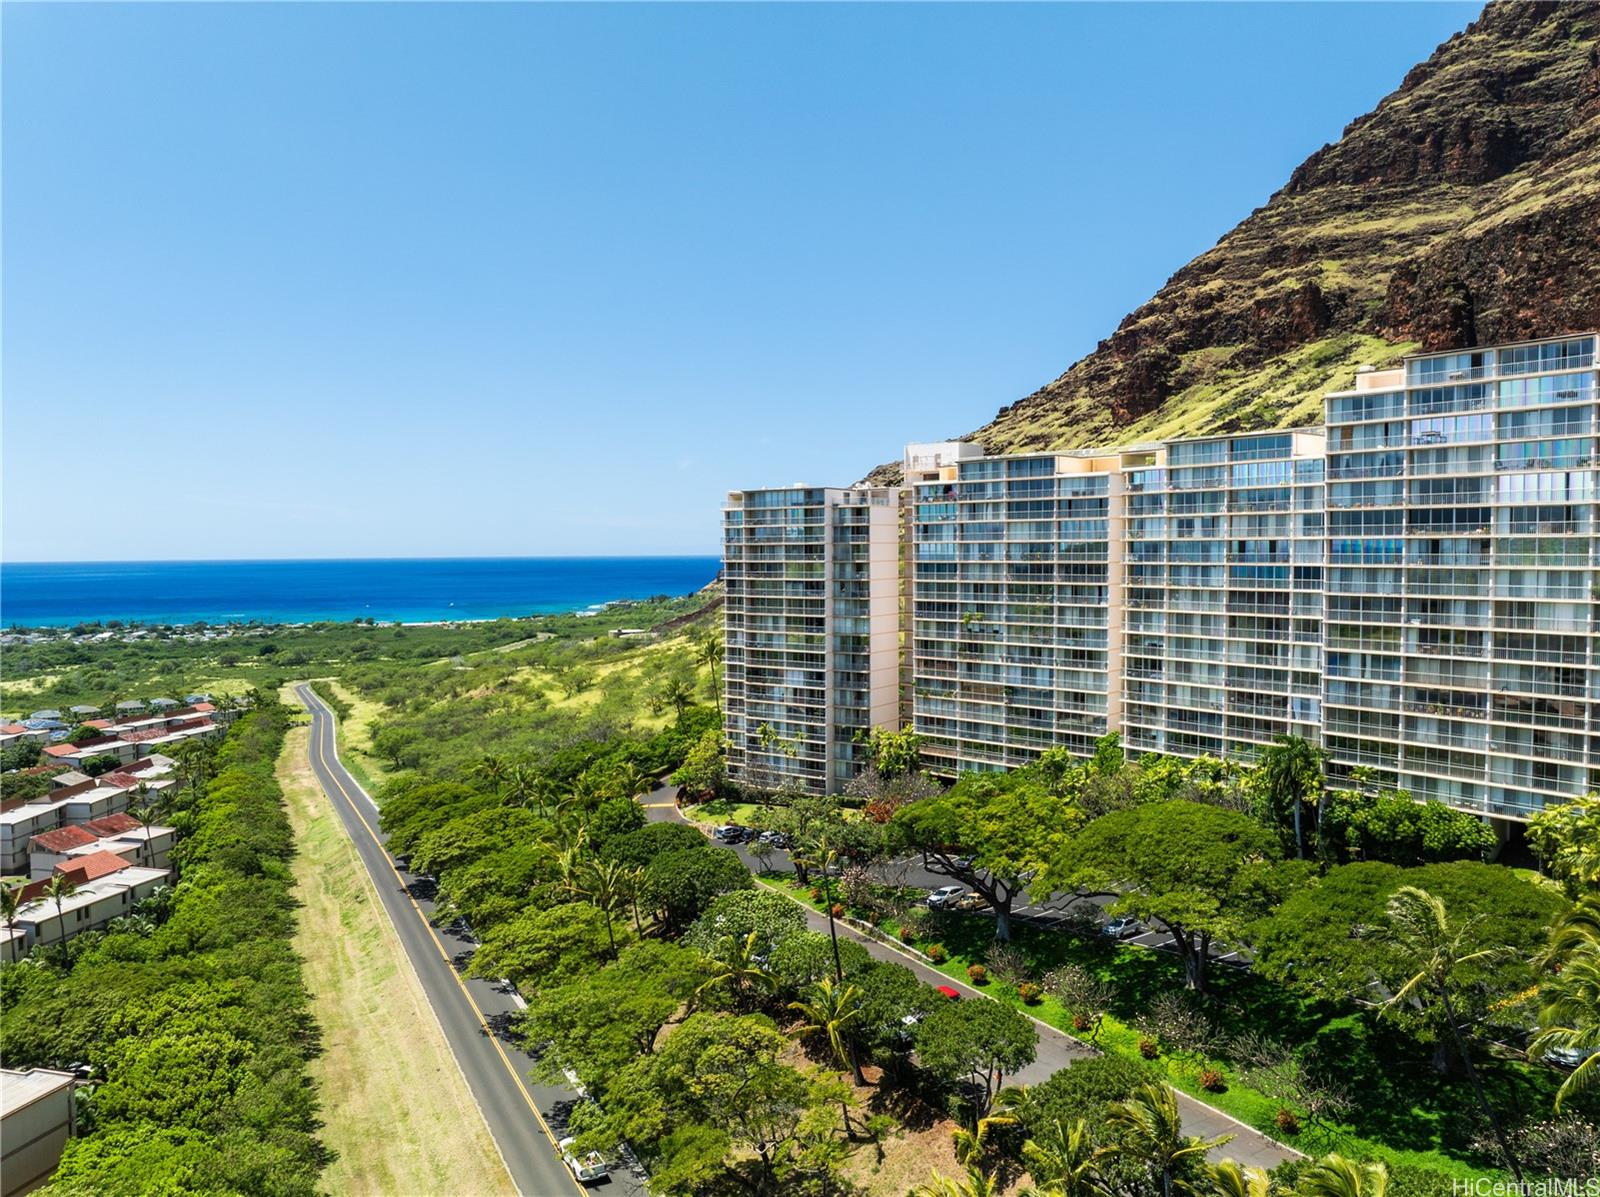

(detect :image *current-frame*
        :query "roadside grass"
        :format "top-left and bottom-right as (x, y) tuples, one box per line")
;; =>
(762, 875), (1535, 1180)
(316, 678), (390, 796)
(277, 718), (517, 1197)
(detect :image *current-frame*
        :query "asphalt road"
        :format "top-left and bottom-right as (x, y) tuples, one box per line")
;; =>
(642, 784), (1297, 1169)
(296, 685), (646, 1197)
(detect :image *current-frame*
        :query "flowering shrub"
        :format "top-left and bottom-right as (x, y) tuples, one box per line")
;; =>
(830, 903), (845, 919)
(1138, 1037), (1159, 1059)
(1016, 982), (1041, 1004)
(967, 964), (988, 984)
(1199, 1068), (1226, 1092)
(898, 925), (915, 944)
(808, 888), (823, 902)
(1274, 1108), (1301, 1135)
(1072, 1013), (1092, 1032)
(926, 944), (947, 963)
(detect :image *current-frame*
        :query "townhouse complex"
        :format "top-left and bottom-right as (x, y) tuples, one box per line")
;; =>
(722, 333), (1600, 827)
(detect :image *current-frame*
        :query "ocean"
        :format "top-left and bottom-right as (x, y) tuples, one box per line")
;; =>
(0, 557), (722, 628)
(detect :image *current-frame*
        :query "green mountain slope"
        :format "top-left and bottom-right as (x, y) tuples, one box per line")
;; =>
(866, 0), (1600, 481)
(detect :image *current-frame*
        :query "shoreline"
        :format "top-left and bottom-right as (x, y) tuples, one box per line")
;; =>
(1, 585), (721, 637)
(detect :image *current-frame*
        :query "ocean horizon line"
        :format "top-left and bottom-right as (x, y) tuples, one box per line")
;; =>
(3, 552), (720, 567)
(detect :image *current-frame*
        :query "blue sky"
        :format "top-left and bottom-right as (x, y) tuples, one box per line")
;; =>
(3, 2), (1479, 561)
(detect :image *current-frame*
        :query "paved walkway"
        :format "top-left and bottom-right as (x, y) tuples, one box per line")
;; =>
(640, 782), (1299, 1169)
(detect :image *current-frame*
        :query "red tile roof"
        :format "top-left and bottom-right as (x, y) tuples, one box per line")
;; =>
(192, 702), (216, 713)
(2, 723), (30, 734)
(30, 826), (97, 853)
(43, 744), (83, 758)
(84, 813), (142, 837)
(56, 850), (130, 883)
(98, 772), (145, 790)
(84, 719), (113, 729)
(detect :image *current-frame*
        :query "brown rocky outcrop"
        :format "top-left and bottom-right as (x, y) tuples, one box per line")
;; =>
(863, 1), (1600, 484)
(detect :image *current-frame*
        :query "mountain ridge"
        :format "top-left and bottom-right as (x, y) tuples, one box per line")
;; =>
(864, 0), (1600, 484)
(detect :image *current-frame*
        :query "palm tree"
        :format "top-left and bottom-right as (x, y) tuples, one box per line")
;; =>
(806, 833), (847, 983)
(694, 630), (724, 710)
(502, 763), (543, 815)
(1290, 1154), (1388, 1197)
(1103, 1083), (1231, 1197)
(1017, 1118), (1108, 1197)
(1530, 895), (1600, 1111)
(697, 930), (774, 1010)
(625, 865), (648, 935)
(1204, 1160), (1269, 1197)
(1257, 735), (1324, 859)
(912, 1166), (1001, 1197)
(0, 886), (21, 960)
(474, 754), (509, 797)
(1378, 886), (1522, 1181)
(577, 858), (630, 957)
(134, 884), (175, 925)
(789, 976), (867, 1085)
(663, 678), (695, 718)
(44, 875), (77, 949)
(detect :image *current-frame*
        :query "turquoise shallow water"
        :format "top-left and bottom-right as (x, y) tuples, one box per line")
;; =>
(0, 557), (721, 627)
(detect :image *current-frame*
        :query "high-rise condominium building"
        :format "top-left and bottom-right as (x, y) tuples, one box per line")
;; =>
(721, 333), (1599, 824)
(722, 485), (903, 793)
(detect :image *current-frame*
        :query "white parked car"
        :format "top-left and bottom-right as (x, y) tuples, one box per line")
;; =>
(559, 1137), (609, 1183)
(927, 885), (967, 910)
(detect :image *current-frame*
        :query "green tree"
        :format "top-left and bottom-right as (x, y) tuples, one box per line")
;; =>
(861, 724), (923, 779)
(789, 976), (867, 1086)
(1019, 1117), (1111, 1197)
(1256, 734), (1326, 859)
(1291, 1154), (1390, 1197)
(670, 728), (725, 798)
(519, 941), (705, 1096)
(896, 767), (1083, 942)
(1252, 861), (1563, 1032)
(1530, 896), (1600, 1112)
(1045, 801), (1290, 991)
(696, 930), (776, 1011)
(912, 1165), (1002, 1197)
(641, 845), (753, 933)
(684, 888), (807, 957)
(915, 997), (1038, 1116)
(1377, 886), (1522, 1182)
(576, 856), (631, 957)
(466, 901), (614, 992)
(1102, 1082), (1230, 1197)
(1527, 794), (1600, 897)
(44, 873), (78, 947)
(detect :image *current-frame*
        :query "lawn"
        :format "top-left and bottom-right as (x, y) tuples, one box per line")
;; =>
(763, 873), (1548, 1181)
(276, 716), (517, 1197)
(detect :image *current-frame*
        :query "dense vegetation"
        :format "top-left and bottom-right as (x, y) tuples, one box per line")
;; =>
(0, 700), (325, 1196)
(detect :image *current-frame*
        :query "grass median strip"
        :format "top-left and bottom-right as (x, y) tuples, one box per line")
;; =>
(278, 721), (518, 1197)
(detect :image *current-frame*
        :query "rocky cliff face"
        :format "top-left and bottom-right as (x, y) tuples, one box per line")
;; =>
(866, 0), (1600, 482)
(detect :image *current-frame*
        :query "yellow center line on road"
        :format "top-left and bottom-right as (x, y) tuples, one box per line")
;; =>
(299, 688), (586, 1197)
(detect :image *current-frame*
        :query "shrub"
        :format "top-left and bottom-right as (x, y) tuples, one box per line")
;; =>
(898, 926), (915, 944)
(1016, 982), (1041, 1004)
(808, 888), (823, 902)
(830, 903), (845, 919)
(984, 942), (1031, 988)
(1199, 1068), (1226, 1092)
(926, 944), (947, 963)
(1274, 1108), (1301, 1135)
(1072, 1013), (1091, 1032)
(1021, 1055), (1158, 1138)
(967, 964), (988, 984)
(1138, 1037), (1159, 1059)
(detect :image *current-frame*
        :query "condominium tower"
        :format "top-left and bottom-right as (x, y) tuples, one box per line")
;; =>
(721, 333), (1600, 824)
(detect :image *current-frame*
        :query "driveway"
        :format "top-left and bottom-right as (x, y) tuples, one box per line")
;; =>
(641, 782), (1298, 1169)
